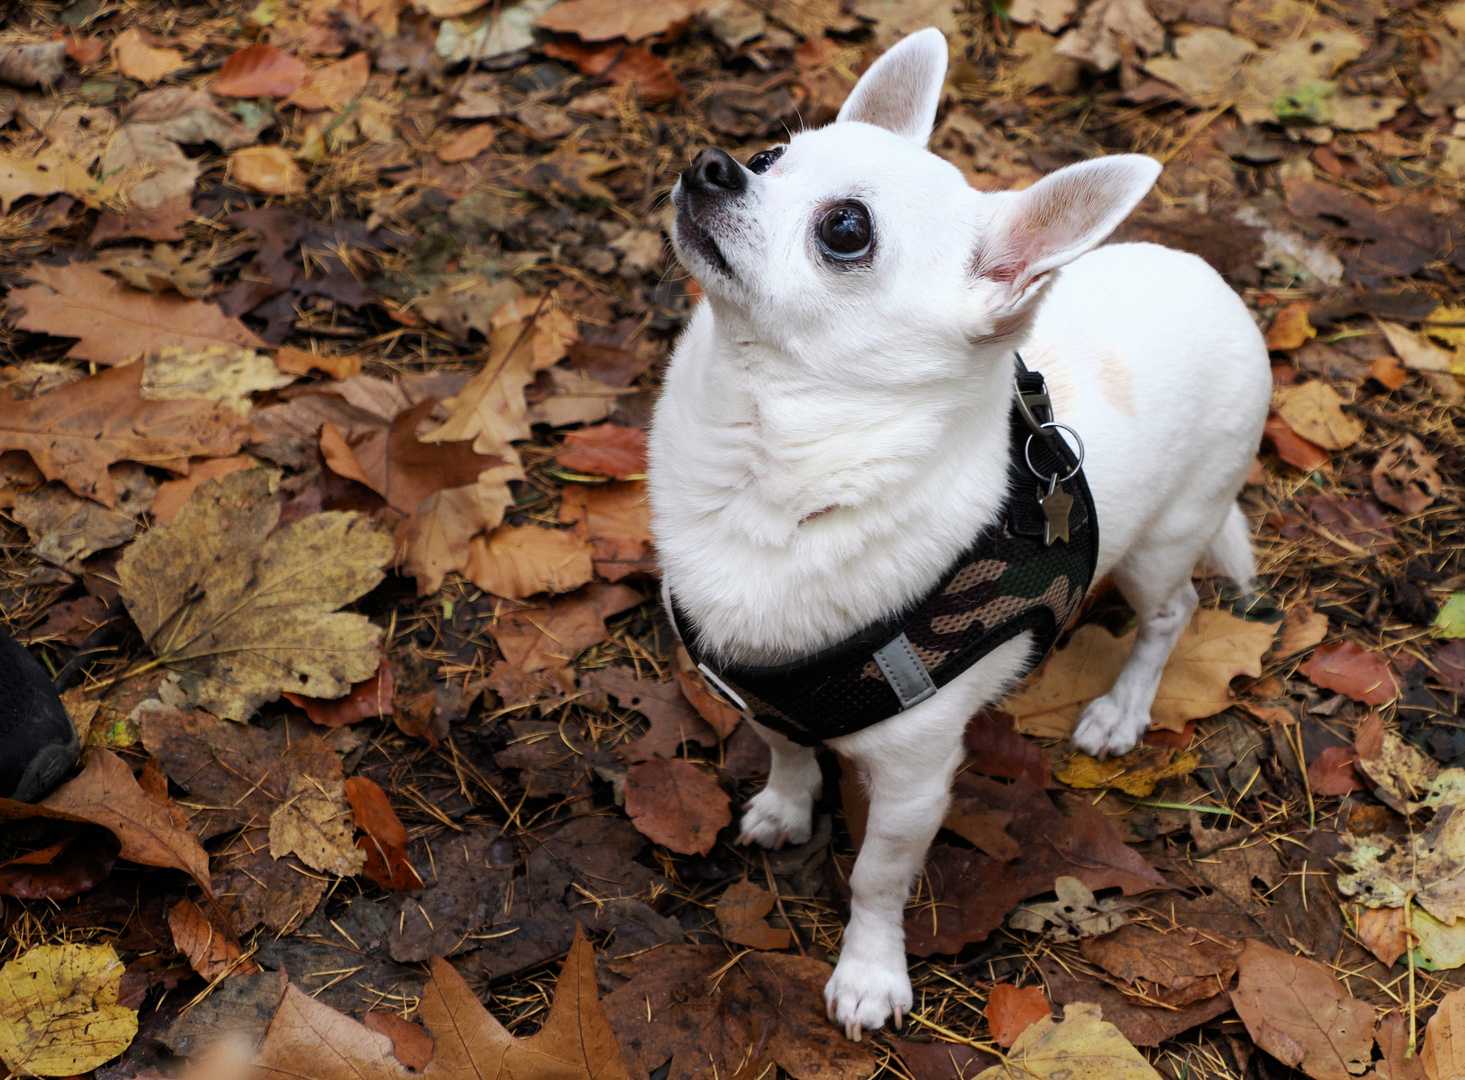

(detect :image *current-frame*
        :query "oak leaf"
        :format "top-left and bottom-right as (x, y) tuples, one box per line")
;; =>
(489, 583), (643, 673)
(117, 469), (392, 721)
(0, 943), (137, 1077)
(1229, 939), (1373, 1080)
(463, 524), (595, 598)
(11, 262), (263, 367)
(252, 926), (627, 1080)
(559, 480), (655, 581)
(973, 1002), (1160, 1079)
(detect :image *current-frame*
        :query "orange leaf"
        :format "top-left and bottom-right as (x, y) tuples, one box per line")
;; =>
(168, 897), (256, 980)
(284, 655), (395, 728)
(1306, 745), (1367, 795)
(283, 52), (370, 111)
(437, 123), (497, 163)
(213, 44), (308, 98)
(230, 146), (306, 196)
(1298, 641), (1399, 705)
(624, 756), (731, 855)
(557, 423), (648, 478)
(1262, 413), (1330, 471)
(151, 455), (258, 526)
(534, 0), (693, 42)
(363, 1012), (433, 1070)
(715, 878), (793, 950)
(985, 983), (1051, 1048)
(64, 34), (106, 66)
(343, 775), (423, 891)
(1264, 302), (1316, 351)
(540, 40), (682, 105)
(273, 348), (361, 380)
(112, 28), (187, 85)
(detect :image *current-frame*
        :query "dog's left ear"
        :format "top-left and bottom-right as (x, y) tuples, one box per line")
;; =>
(973, 155), (1161, 309)
(836, 27), (948, 145)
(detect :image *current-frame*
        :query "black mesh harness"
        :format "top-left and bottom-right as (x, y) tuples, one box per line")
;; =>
(668, 355), (1099, 747)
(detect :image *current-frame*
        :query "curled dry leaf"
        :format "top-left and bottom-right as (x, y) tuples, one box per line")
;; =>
(168, 898), (254, 981)
(985, 983), (1051, 1048)
(213, 44), (308, 98)
(715, 878), (792, 950)
(1229, 939), (1374, 1080)
(1298, 641), (1399, 705)
(1373, 434), (1442, 515)
(624, 756), (731, 856)
(11, 261), (264, 368)
(1272, 381), (1365, 451)
(117, 469), (392, 721)
(557, 423), (648, 478)
(0, 943), (137, 1077)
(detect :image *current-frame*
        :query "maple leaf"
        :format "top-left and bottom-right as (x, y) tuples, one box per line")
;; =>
(117, 469), (393, 721)
(252, 926), (628, 1080)
(12, 262), (263, 366)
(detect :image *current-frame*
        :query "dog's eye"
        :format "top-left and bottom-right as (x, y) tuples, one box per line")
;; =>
(817, 202), (873, 260)
(747, 146), (785, 174)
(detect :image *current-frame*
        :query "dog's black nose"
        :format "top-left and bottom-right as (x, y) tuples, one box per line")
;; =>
(684, 148), (746, 195)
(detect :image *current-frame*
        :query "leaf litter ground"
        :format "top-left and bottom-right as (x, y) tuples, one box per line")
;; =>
(2, 1), (1465, 1078)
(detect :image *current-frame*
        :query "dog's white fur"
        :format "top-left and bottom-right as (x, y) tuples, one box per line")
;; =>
(647, 28), (1270, 1039)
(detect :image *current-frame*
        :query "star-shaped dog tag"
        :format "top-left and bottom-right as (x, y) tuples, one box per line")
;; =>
(1039, 485), (1073, 545)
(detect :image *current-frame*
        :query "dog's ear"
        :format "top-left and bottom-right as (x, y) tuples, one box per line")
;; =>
(836, 27), (948, 145)
(973, 155), (1161, 308)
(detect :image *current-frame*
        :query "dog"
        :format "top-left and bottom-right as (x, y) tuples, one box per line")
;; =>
(647, 27), (1271, 1040)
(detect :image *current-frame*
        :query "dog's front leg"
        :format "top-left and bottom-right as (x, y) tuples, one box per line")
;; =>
(738, 720), (822, 848)
(823, 717), (967, 1041)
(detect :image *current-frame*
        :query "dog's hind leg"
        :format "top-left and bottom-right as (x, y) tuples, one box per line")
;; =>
(1206, 502), (1257, 590)
(738, 721), (822, 848)
(1071, 540), (1200, 758)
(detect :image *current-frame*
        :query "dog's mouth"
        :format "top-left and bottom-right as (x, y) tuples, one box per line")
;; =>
(673, 204), (734, 280)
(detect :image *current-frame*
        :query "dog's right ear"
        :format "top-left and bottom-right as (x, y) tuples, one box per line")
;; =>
(836, 27), (948, 145)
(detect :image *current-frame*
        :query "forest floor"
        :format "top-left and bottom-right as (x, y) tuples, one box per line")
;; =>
(1, 0), (1465, 1078)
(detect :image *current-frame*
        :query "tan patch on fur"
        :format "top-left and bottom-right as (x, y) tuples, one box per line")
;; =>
(1095, 349), (1136, 417)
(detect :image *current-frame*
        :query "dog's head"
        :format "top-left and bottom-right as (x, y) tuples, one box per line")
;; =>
(672, 28), (1161, 367)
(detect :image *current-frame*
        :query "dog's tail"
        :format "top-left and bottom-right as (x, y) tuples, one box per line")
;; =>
(1205, 503), (1256, 592)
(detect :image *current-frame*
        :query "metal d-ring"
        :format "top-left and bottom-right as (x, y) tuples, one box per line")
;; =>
(1023, 422), (1085, 483)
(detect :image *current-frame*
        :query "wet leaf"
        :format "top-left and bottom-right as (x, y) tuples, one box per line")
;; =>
(624, 756), (731, 855)
(0, 943), (137, 1076)
(985, 983), (1051, 1049)
(117, 469), (392, 720)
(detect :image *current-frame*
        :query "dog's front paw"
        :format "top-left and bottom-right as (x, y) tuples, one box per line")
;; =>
(738, 785), (814, 848)
(1071, 694), (1150, 758)
(824, 952), (913, 1041)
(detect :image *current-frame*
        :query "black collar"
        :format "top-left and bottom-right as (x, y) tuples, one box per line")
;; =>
(669, 355), (1099, 747)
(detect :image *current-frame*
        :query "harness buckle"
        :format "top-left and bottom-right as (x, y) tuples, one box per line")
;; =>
(1013, 377), (1053, 438)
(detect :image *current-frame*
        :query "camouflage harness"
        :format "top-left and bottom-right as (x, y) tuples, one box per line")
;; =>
(669, 356), (1099, 747)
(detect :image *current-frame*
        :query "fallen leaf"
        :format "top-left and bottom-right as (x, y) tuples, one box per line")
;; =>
(230, 146), (307, 195)
(285, 656), (395, 728)
(143, 345), (297, 412)
(1008, 875), (1134, 941)
(15, 466), (154, 570)
(1409, 906), (1465, 971)
(490, 582), (643, 673)
(534, 0), (693, 42)
(587, 666), (717, 762)
(464, 524), (595, 598)
(274, 348), (361, 380)
(1373, 434), (1442, 515)
(1299, 641), (1399, 705)
(964, 710), (1052, 787)
(93, 120), (201, 243)
(1004, 608), (1275, 737)
(985, 983), (1051, 1049)
(398, 469), (521, 595)
(1354, 905), (1410, 967)
(973, 1002), (1161, 1079)
(0, 749), (212, 894)
(557, 423), (648, 478)
(671, 645), (742, 739)
(117, 469), (392, 720)
(436, 0), (559, 65)
(0, 828), (117, 901)
(0, 39), (66, 88)
(1057, 0), (1163, 72)
(624, 756), (731, 856)
(93, 245), (215, 299)
(1437, 594), (1465, 639)
(0, 943), (137, 1076)
(1273, 381), (1364, 451)
(1274, 602), (1329, 658)
(1055, 747), (1202, 798)
(254, 926), (628, 1080)
(12, 261), (264, 367)
(1307, 495), (1396, 553)
(1266, 302), (1317, 350)
(123, 85), (265, 150)
(168, 898), (254, 981)
(112, 28), (187, 86)
(1264, 412), (1331, 471)
(1078, 924), (1239, 1006)
(436, 123), (497, 162)
(1338, 803), (1465, 930)
(1009, 0), (1078, 33)
(715, 878), (792, 950)
(603, 944), (878, 1080)
(1424, 988), (1465, 1080)
(1307, 745), (1366, 795)
(213, 44), (308, 98)
(268, 768), (366, 878)
(1230, 940), (1373, 1080)
(0, 149), (107, 213)
(1354, 713), (1440, 814)
(559, 480), (656, 581)
(151, 454), (259, 525)
(363, 1012), (433, 1070)
(344, 776), (423, 891)
(1379, 320), (1455, 373)
(283, 52), (370, 111)
(539, 40), (683, 105)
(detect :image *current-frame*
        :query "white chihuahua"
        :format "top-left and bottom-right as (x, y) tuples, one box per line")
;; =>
(647, 28), (1270, 1039)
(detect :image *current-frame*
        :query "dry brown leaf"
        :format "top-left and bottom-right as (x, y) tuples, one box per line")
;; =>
(274, 348), (361, 381)
(463, 524), (595, 599)
(1424, 988), (1465, 1080)
(168, 898), (255, 981)
(1263, 413), (1332, 472)
(715, 878), (792, 950)
(253, 926), (627, 1080)
(93, 121), (201, 243)
(213, 44), (308, 98)
(1373, 434), (1442, 515)
(398, 468), (521, 596)
(436, 123), (497, 162)
(343, 776), (423, 891)
(230, 147), (307, 195)
(143, 345), (297, 412)
(557, 424), (648, 478)
(14, 465), (154, 570)
(588, 666), (717, 762)
(1298, 642), (1399, 706)
(117, 469), (393, 720)
(283, 52), (370, 111)
(1008, 0), (1078, 33)
(1004, 608), (1275, 737)
(112, 28), (187, 86)
(268, 768), (366, 878)
(150, 454), (259, 526)
(1056, 0), (1163, 71)
(489, 582), (643, 673)
(534, 0), (693, 42)
(0, 943), (137, 1077)
(624, 756), (731, 855)
(974, 1002), (1160, 1079)
(1229, 939), (1373, 1080)
(1353, 905), (1410, 967)
(1272, 381), (1364, 451)
(0, 149), (107, 213)
(559, 480), (655, 581)
(1378, 321), (1456, 373)
(1274, 602), (1329, 658)
(12, 262), (262, 367)
(0, 39), (66, 88)
(986, 983), (1052, 1049)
